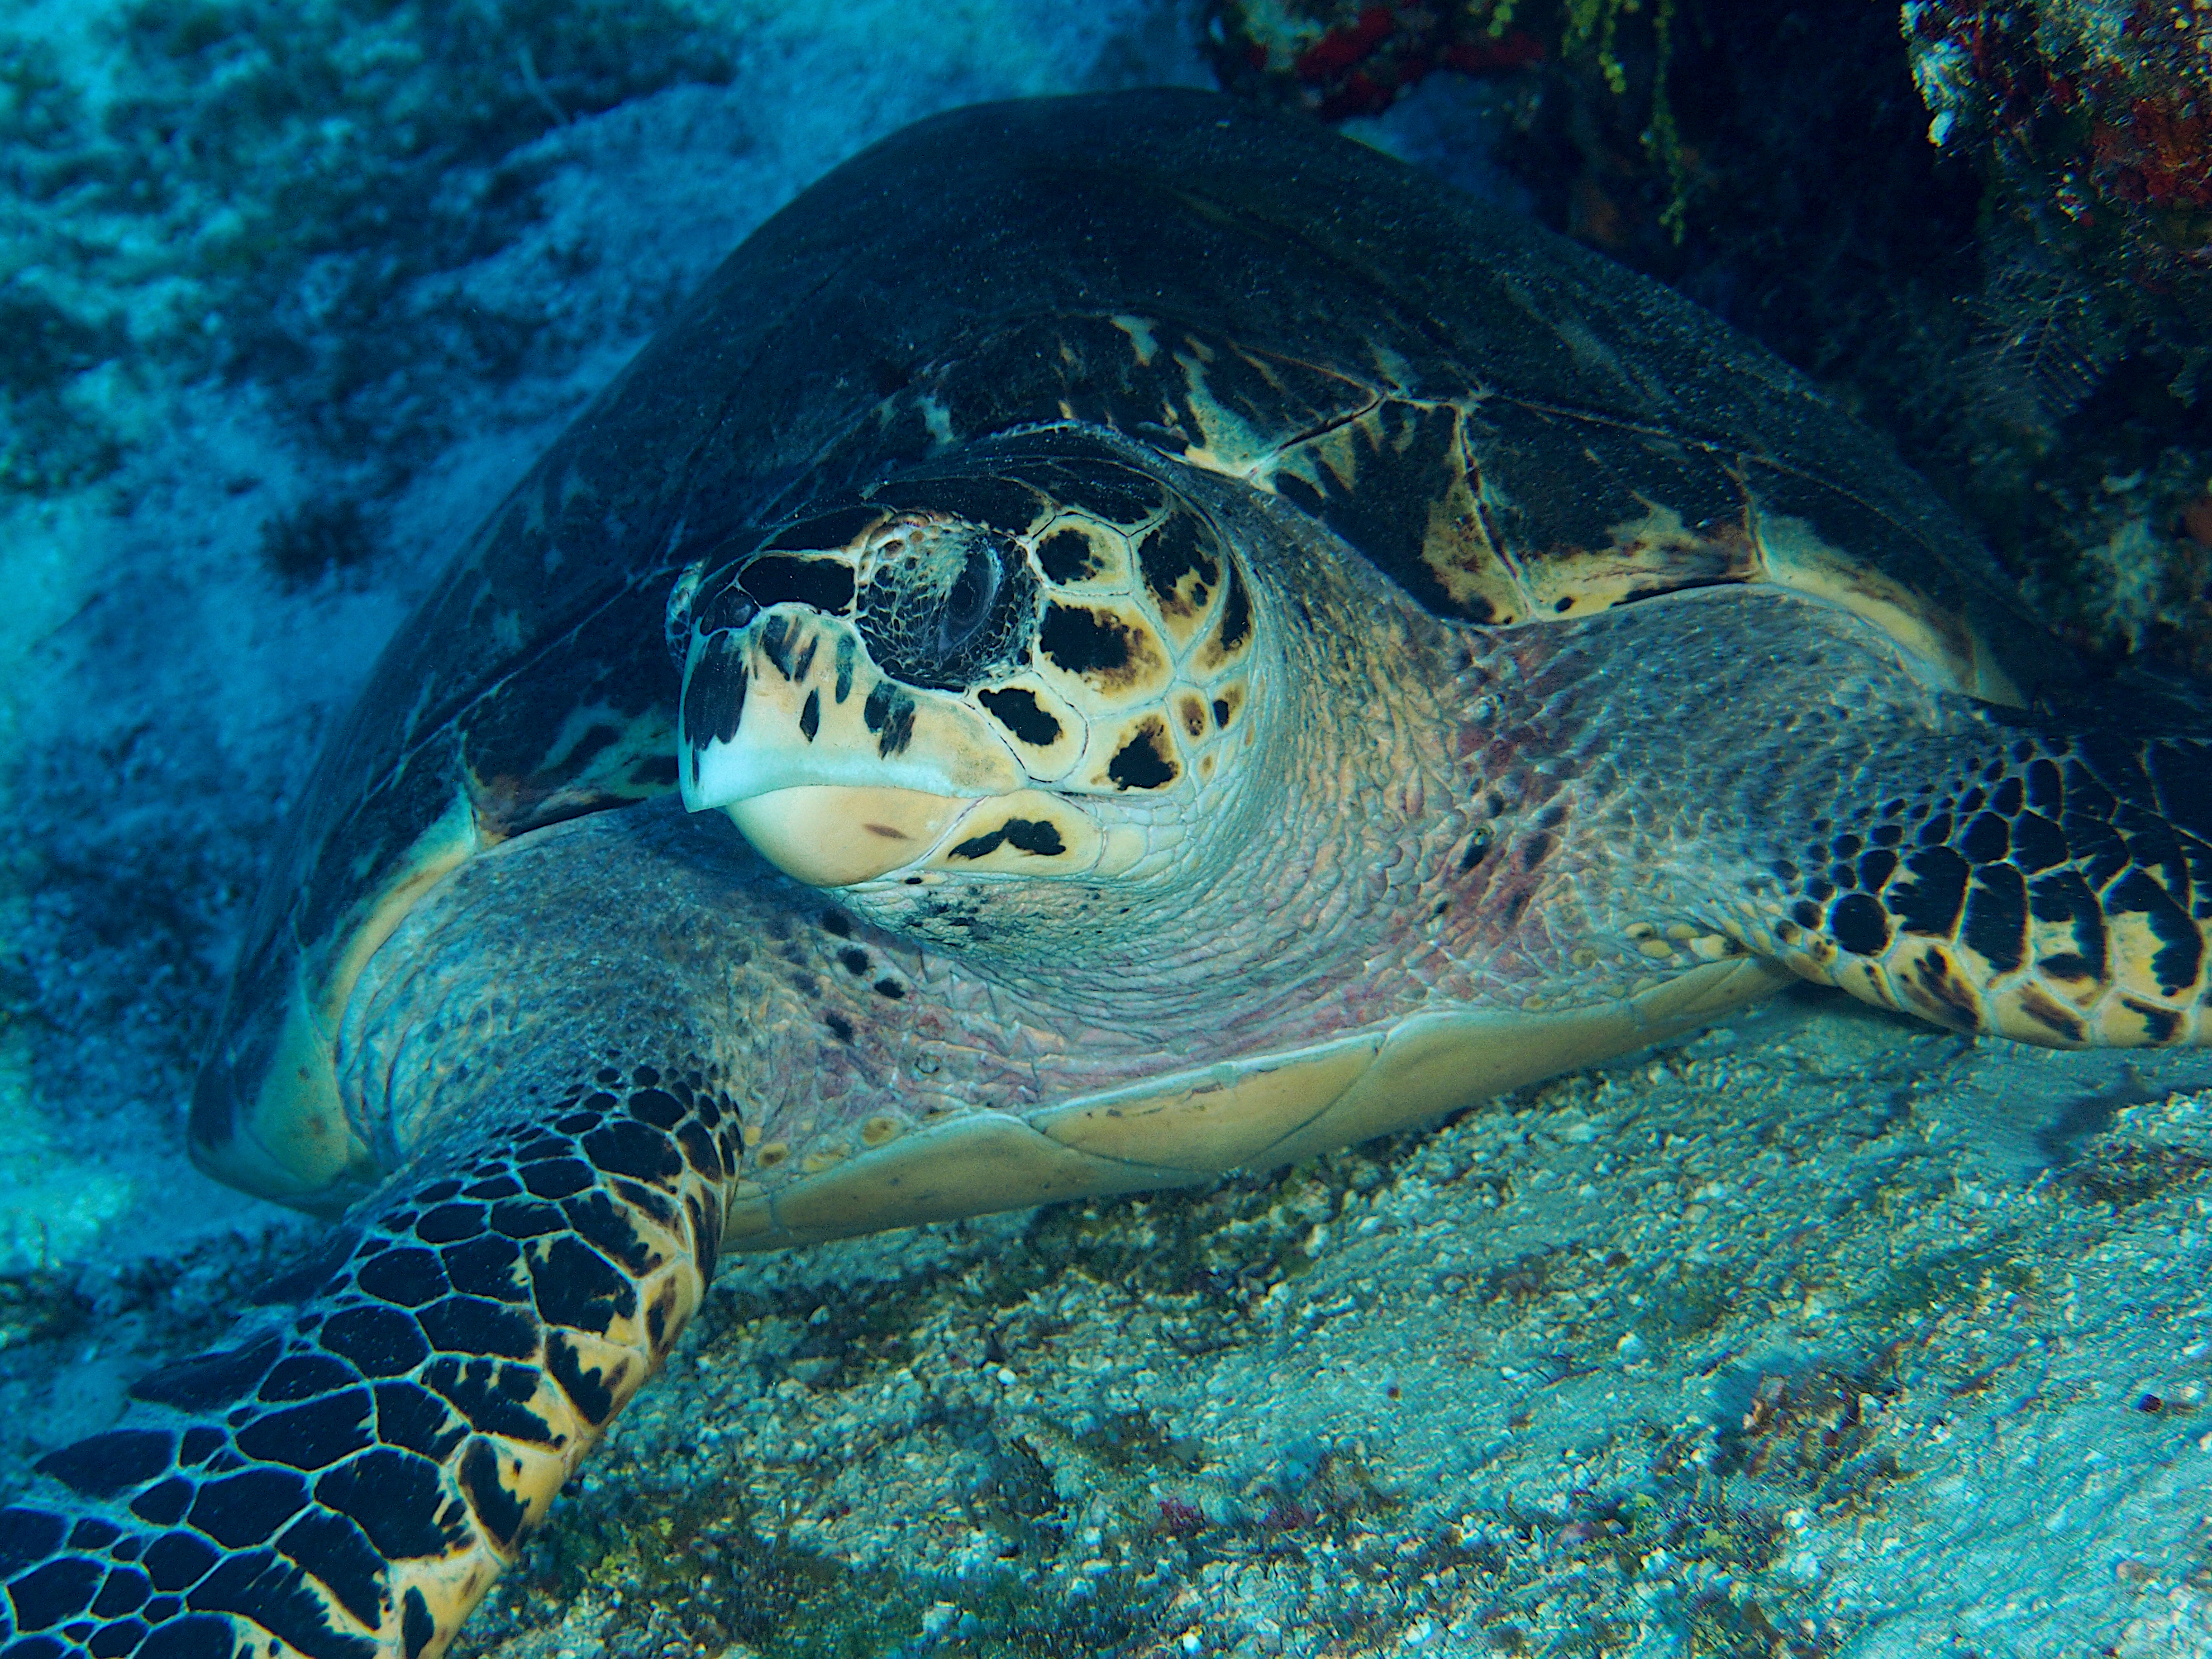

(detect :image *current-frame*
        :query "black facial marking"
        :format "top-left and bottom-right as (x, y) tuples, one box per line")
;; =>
(834, 632), (856, 703)
(839, 948), (870, 976)
(738, 556), (856, 613)
(999, 438), (1164, 524)
(1036, 527), (1100, 583)
(870, 474), (1048, 536)
(768, 504), (892, 553)
(1038, 603), (1133, 677)
(978, 687), (1062, 747)
(825, 1013), (856, 1044)
(1137, 512), (1218, 616)
(681, 641), (746, 751)
(1214, 564), (1251, 652)
(760, 614), (800, 680)
(1106, 725), (1177, 791)
(861, 681), (917, 758)
(799, 689), (821, 742)
(947, 818), (1069, 861)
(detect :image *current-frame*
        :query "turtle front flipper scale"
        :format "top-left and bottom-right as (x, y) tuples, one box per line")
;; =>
(1505, 585), (2212, 1051)
(0, 1067), (738, 1659)
(1746, 720), (2212, 1047)
(0, 804), (781, 1659)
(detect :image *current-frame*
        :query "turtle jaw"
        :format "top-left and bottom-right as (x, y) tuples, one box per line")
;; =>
(721, 785), (976, 885)
(679, 602), (1026, 885)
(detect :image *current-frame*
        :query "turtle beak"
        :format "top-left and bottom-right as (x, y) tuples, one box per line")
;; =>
(679, 604), (1025, 885)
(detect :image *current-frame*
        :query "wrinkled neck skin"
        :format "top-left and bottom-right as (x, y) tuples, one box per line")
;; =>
(340, 519), (1971, 1164)
(827, 486), (1499, 1053)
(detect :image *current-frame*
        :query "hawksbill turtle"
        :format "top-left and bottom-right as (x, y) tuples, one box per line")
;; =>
(3, 87), (2208, 1659)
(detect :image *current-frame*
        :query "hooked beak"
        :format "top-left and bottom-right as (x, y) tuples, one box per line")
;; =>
(679, 604), (1021, 885)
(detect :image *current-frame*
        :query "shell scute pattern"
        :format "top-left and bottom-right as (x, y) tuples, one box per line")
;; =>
(892, 314), (1375, 469)
(860, 300), (2014, 714)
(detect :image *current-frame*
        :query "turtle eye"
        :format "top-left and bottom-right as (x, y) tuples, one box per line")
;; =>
(935, 540), (999, 658)
(855, 522), (1036, 691)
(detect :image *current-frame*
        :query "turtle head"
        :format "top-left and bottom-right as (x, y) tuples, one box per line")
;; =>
(671, 428), (1264, 919)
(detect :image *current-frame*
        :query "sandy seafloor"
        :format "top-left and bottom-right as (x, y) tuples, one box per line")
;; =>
(2, 3), (2210, 1655)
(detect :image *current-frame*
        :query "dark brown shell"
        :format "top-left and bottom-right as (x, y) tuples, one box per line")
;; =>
(193, 87), (2054, 1204)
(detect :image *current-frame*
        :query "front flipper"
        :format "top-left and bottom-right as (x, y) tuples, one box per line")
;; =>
(1744, 723), (2211, 1047)
(0, 1064), (741, 1659)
